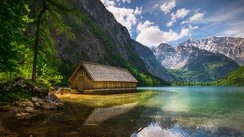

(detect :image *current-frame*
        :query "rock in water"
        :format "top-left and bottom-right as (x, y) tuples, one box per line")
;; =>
(31, 94), (63, 110)
(45, 93), (62, 104)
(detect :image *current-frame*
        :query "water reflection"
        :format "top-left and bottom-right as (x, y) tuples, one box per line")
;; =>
(1, 87), (244, 137)
(131, 122), (191, 137)
(84, 102), (137, 125)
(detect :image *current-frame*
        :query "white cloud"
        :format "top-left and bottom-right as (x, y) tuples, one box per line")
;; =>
(101, 0), (142, 34)
(189, 12), (204, 22)
(136, 20), (191, 47)
(205, 6), (244, 23)
(101, 0), (115, 7)
(182, 12), (204, 24)
(167, 8), (190, 27)
(115, 0), (131, 4)
(166, 21), (174, 27)
(172, 8), (190, 21)
(217, 20), (244, 37)
(202, 3), (244, 37)
(189, 24), (199, 30)
(160, 0), (176, 14)
(134, 7), (143, 15)
(121, 0), (131, 4)
(153, 3), (159, 9)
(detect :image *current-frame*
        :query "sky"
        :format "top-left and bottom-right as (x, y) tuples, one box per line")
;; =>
(100, 0), (244, 47)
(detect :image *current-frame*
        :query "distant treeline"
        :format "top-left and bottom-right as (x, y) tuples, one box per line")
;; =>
(172, 66), (244, 86)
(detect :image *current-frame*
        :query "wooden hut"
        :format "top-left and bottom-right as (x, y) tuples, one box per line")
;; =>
(68, 61), (138, 91)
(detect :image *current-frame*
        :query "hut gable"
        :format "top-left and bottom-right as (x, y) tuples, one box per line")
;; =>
(69, 61), (138, 83)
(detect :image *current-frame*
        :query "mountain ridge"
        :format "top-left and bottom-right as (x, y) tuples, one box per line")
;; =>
(179, 36), (244, 65)
(152, 41), (240, 82)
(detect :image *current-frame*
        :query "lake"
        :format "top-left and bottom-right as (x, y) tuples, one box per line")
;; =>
(1, 86), (244, 137)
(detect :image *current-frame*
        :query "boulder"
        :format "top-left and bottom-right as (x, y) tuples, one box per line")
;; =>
(24, 107), (36, 113)
(31, 94), (63, 110)
(45, 93), (61, 104)
(0, 77), (48, 97)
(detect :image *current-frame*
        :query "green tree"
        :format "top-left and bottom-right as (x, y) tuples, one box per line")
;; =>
(0, 0), (31, 73)
(30, 0), (75, 84)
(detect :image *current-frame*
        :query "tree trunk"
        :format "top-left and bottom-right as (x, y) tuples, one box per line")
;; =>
(31, 0), (46, 82)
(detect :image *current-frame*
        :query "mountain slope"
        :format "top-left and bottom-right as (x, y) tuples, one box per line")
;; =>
(153, 44), (239, 82)
(213, 66), (244, 86)
(180, 37), (244, 65)
(133, 41), (175, 82)
(53, 0), (172, 85)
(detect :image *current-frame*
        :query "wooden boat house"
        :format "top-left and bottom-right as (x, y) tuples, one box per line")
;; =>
(68, 61), (138, 91)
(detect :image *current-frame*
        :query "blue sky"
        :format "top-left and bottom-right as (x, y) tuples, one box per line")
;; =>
(101, 0), (244, 47)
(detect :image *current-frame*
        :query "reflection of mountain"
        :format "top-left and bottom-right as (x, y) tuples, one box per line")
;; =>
(132, 121), (240, 137)
(132, 123), (190, 137)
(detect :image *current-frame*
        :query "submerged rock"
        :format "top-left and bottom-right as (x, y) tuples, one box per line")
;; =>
(16, 112), (30, 118)
(10, 94), (63, 118)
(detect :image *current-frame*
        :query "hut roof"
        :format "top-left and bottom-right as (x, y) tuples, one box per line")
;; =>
(68, 61), (138, 82)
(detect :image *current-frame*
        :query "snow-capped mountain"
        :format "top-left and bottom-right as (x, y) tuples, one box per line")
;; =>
(179, 37), (244, 65)
(152, 42), (240, 82)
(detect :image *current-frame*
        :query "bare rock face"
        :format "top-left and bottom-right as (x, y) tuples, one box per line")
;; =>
(179, 37), (244, 65)
(55, 0), (146, 69)
(152, 43), (201, 69)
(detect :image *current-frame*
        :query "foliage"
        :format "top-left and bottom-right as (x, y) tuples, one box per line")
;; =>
(0, 0), (32, 80)
(0, 0), (30, 71)
(0, 78), (48, 102)
(29, 0), (77, 83)
(0, 89), (32, 102)
(0, 0), (78, 86)
(213, 66), (244, 86)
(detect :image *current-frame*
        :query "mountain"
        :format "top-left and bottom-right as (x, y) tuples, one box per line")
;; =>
(179, 37), (244, 65)
(52, 0), (172, 85)
(213, 66), (244, 86)
(133, 41), (175, 82)
(152, 43), (189, 69)
(152, 44), (239, 82)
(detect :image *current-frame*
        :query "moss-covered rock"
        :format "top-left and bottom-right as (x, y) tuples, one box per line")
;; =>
(0, 77), (48, 102)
